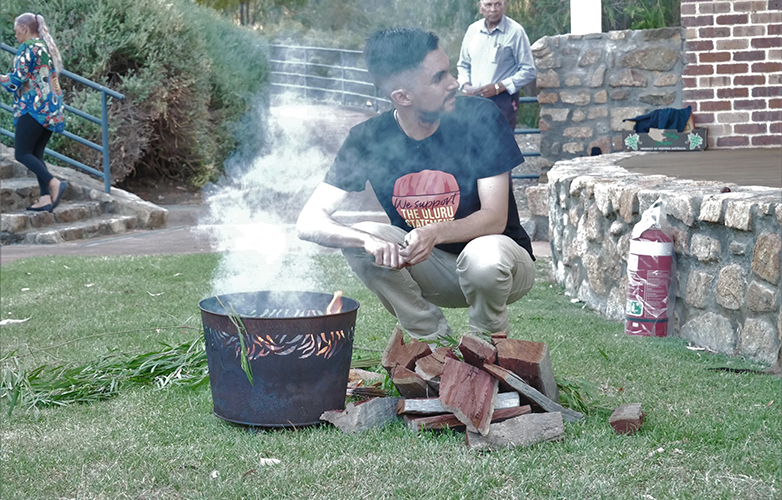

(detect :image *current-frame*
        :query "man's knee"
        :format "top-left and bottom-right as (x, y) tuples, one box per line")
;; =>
(457, 236), (509, 282)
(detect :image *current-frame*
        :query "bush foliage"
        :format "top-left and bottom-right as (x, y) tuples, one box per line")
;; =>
(1, 0), (269, 187)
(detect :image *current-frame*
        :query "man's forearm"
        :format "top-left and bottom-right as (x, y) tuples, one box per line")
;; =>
(420, 206), (507, 247)
(297, 215), (372, 250)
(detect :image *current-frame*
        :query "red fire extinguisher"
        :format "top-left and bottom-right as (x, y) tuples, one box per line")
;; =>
(625, 227), (674, 337)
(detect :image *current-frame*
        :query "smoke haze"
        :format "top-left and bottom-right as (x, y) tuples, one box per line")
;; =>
(200, 96), (349, 296)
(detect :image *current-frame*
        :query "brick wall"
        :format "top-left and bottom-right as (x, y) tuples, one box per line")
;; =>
(681, 0), (782, 148)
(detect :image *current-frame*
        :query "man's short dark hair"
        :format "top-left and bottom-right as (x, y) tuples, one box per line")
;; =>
(364, 28), (439, 90)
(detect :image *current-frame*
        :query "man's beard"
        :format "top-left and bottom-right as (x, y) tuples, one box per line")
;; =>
(418, 91), (457, 124)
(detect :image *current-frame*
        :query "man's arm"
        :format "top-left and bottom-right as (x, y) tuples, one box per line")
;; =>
(499, 27), (536, 96)
(297, 182), (407, 269)
(456, 30), (472, 91)
(401, 172), (510, 266)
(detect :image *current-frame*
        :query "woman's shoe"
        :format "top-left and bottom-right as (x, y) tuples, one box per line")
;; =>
(51, 180), (68, 210)
(26, 204), (53, 212)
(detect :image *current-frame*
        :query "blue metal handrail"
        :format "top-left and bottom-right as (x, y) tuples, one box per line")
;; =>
(0, 42), (124, 193)
(268, 44), (390, 112)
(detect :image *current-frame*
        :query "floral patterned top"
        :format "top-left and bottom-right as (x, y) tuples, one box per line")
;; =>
(0, 38), (65, 132)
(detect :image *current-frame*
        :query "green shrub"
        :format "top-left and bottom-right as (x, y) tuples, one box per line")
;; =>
(1, 0), (269, 187)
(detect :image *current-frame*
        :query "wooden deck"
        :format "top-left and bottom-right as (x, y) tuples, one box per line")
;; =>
(618, 147), (781, 188)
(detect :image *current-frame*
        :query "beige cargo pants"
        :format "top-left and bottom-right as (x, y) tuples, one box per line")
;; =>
(342, 222), (535, 342)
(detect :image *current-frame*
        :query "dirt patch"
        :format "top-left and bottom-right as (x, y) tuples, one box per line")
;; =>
(118, 178), (203, 206)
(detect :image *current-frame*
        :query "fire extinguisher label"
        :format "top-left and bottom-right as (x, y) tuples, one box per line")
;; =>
(626, 300), (643, 316)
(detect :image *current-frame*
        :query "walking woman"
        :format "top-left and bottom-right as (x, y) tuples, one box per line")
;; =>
(1, 13), (67, 211)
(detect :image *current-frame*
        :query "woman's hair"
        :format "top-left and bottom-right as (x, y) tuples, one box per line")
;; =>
(15, 13), (63, 73)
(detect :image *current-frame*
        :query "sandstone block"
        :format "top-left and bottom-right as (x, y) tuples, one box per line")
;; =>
(609, 220), (625, 236)
(640, 93), (676, 106)
(730, 242), (747, 255)
(724, 200), (753, 231)
(536, 54), (562, 70)
(563, 127), (594, 138)
(680, 312), (736, 355)
(715, 264), (747, 311)
(540, 108), (570, 122)
(747, 280), (777, 312)
(610, 89), (629, 100)
(589, 65), (607, 87)
(530, 36), (551, 56)
(739, 319), (780, 364)
(538, 119), (551, 132)
(579, 48), (603, 66)
(751, 232), (782, 284)
(654, 73), (680, 87)
(612, 107), (648, 132)
(584, 204), (603, 242)
(621, 48), (680, 71)
(698, 195), (725, 222)
(565, 75), (582, 86)
(610, 30), (628, 40)
(609, 69), (647, 87)
(571, 109), (586, 122)
(537, 92), (559, 104)
(594, 90), (608, 103)
(537, 69), (561, 88)
(560, 90), (592, 106)
(618, 187), (640, 223)
(671, 227), (689, 254)
(668, 194), (699, 226)
(588, 106), (609, 119)
(1, 214), (27, 233)
(685, 270), (715, 308)
(691, 234), (721, 263)
(525, 185), (549, 217)
(563, 142), (585, 154)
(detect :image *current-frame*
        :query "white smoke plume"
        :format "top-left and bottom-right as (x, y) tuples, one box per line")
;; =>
(199, 96), (354, 296)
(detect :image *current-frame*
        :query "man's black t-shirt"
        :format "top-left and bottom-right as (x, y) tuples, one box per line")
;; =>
(324, 96), (534, 259)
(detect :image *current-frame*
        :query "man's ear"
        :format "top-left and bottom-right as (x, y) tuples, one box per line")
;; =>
(390, 88), (412, 107)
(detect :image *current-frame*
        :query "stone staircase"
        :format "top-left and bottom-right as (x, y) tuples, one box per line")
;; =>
(0, 144), (167, 244)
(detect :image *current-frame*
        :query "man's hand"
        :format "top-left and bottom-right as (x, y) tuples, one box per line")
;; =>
(461, 83), (479, 96)
(364, 235), (406, 269)
(399, 226), (439, 267)
(474, 82), (504, 98)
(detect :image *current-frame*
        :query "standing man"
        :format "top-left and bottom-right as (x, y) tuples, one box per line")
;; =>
(297, 28), (535, 345)
(457, 0), (536, 130)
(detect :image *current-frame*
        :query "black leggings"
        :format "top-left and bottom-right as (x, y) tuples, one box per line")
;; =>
(14, 113), (54, 197)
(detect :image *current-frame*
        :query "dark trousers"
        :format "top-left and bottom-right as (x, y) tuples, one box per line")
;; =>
(14, 113), (54, 196)
(488, 91), (520, 131)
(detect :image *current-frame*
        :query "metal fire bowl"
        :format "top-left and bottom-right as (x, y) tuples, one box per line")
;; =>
(199, 291), (359, 427)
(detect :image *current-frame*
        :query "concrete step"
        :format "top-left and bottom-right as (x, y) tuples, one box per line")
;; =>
(0, 177), (40, 212)
(1, 214), (138, 245)
(0, 156), (33, 180)
(1, 200), (106, 234)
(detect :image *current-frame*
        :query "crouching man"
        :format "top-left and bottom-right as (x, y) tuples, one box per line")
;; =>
(296, 28), (535, 343)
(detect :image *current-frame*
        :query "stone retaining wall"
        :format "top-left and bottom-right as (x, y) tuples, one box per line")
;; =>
(532, 27), (685, 163)
(546, 152), (782, 364)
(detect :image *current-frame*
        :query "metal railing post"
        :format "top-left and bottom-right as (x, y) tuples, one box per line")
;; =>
(341, 51), (346, 106)
(101, 91), (111, 193)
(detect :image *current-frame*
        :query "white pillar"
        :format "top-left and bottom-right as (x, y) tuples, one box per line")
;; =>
(571, 0), (602, 35)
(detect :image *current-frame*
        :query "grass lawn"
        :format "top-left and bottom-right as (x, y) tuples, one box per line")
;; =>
(1, 253), (779, 499)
